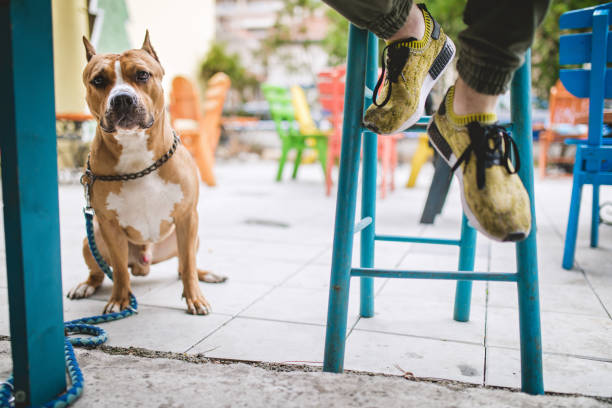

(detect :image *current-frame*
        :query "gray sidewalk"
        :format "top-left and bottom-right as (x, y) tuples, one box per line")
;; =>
(1, 159), (611, 400)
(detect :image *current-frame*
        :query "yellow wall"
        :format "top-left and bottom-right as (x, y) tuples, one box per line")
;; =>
(125, 0), (216, 97)
(51, 0), (215, 111)
(52, 0), (90, 113)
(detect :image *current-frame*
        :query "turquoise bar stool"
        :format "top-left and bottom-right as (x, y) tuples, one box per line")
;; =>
(323, 26), (544, 395)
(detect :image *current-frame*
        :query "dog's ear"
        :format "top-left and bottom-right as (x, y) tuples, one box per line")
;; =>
(83, 36), (96, 62)
(141, 30), (160, 62)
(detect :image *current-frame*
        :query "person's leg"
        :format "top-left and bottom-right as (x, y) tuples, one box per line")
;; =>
(427, 0), (551, 242)
(453, 0), (551, 114)
(322, 0), (418, 40)
(323, 1), (455, 134)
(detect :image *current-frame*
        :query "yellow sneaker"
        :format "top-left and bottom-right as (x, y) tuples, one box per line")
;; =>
(428, 87), (531, 242)
(363, 4), (455, 135)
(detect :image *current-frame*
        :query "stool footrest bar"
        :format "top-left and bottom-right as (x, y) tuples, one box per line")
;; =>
(351, 268), (518, 282)
(375, 234), (461, 246)
(354, 217), (373, 234)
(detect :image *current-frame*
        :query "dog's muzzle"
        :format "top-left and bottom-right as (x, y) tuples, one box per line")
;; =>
(102, 92), (153, 132)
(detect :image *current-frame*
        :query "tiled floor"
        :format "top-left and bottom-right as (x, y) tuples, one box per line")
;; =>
(1, 159), (611, 397)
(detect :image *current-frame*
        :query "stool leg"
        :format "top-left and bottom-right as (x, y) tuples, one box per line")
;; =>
(453, 215), (477, 322)
(512, 51), (544, 395)
(420, 153), (452, 224)
(324, 25), (368, 373)
(591, 183), (599, 248)
(360, 32), (378, 318)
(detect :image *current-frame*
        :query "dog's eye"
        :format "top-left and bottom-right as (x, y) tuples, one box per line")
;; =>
(136, 71), (150, 82)
(91, 76), (106, 88)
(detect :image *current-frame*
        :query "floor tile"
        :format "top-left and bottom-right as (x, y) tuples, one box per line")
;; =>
(488, 281), (609, 318)
(354, 295), (486, 344)
(241, 285), (361, 326)
(93, 304), (231, 353)
(138, 279), (273, 316)
(487, 307), (612, 360)
(486, 346), (612, 397)
(377, 272), (488, 306)
(188, 317), (326, 364)
(344, 329), (485, 384)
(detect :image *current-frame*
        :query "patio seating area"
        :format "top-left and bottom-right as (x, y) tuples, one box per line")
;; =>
(2, 159), (609, 398)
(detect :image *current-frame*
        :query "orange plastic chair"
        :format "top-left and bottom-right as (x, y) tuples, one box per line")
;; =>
(317, 66), (401, 197)
(538, 80), (589, 177)
(169, 73), (231, 186)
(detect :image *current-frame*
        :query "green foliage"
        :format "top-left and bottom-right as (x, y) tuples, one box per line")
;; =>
(258, 0), (604, 100)
(199, 42), (258, 101)
(321, 8), (349, 66)
(532, 0), (602, 100)
(259, 0), (322, 79)
(425, 0), (466, 42)
(427, 0), (602, 99)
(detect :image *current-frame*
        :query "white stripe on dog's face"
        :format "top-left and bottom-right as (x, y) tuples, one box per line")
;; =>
(106, 59), (138, 110)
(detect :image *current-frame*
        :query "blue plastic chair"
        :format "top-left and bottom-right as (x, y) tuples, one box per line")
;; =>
(323, 26), (544, 394)
(561, 3), (612, 270)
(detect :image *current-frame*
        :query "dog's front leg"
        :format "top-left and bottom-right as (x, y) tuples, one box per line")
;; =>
(175, 209), (211, 315)
(97, 218), (132, 313)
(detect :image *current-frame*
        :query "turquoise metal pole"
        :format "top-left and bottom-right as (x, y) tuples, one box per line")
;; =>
(512, 50), (545, 395)
(0, 1), (68, 406)
(324, 24), (368, 373)
(453, 215), (477, 322)
(360, 31), (378, 318)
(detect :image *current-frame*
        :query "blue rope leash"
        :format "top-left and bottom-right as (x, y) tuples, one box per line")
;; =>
(0, 210), (137, 408)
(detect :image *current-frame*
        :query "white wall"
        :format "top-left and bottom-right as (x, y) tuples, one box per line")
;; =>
(125, 0), (216, 97)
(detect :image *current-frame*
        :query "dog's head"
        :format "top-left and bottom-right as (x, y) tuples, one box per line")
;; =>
(82, 31), (165, 134)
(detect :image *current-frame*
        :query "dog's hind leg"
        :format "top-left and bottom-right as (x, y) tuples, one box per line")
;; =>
(194, 236), (227, 283)
(197, 269), (227, 283)
(67, 237), (106, 299)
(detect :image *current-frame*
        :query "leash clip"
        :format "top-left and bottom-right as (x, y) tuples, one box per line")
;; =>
(80, 171), (95, 215)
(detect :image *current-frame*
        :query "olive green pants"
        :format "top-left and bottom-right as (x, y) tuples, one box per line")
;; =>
(322, 0), (550, 94)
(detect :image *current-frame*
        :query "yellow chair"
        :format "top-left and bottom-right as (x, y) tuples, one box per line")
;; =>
(290, 85), (331, 166)
(406, 133), (434, 188)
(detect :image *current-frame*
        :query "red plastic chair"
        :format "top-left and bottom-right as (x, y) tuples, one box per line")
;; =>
(317, 66), (400, 197)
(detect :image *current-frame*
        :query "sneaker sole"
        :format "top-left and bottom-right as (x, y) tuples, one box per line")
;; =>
(427, 120), (528, 242)
(366, 37), (456, 135)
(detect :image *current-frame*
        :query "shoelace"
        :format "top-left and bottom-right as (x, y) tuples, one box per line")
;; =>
(450, 122), (520, 190)
(372, 41), (413, 107)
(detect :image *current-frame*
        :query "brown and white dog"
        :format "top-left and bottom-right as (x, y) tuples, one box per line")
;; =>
(67, 32), (225, 315)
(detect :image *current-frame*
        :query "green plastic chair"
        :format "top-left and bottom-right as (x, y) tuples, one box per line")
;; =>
(261, 84), (328, 181)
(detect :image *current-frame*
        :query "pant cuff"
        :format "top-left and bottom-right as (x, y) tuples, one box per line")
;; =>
(367, 0), (413, 39)
(456, 48), (515, 95)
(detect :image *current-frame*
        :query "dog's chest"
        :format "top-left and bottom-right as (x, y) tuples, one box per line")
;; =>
(105, 131), (183, 242)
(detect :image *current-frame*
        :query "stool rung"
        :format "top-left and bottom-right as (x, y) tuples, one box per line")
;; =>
(375, 234), (461, 246)
(354, 217), (372, 234)
(351, 267), (518, 282)
(402, 116), (431, 132)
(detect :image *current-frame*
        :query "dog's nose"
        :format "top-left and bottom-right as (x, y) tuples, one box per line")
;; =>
(110, 93), (136, 111)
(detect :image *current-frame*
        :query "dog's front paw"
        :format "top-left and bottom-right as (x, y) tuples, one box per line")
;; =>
(184, 293), (212, 315)
(103, 296), (131, 314)
(67, 282), (98, 299)
(197, 269), (227, 284)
